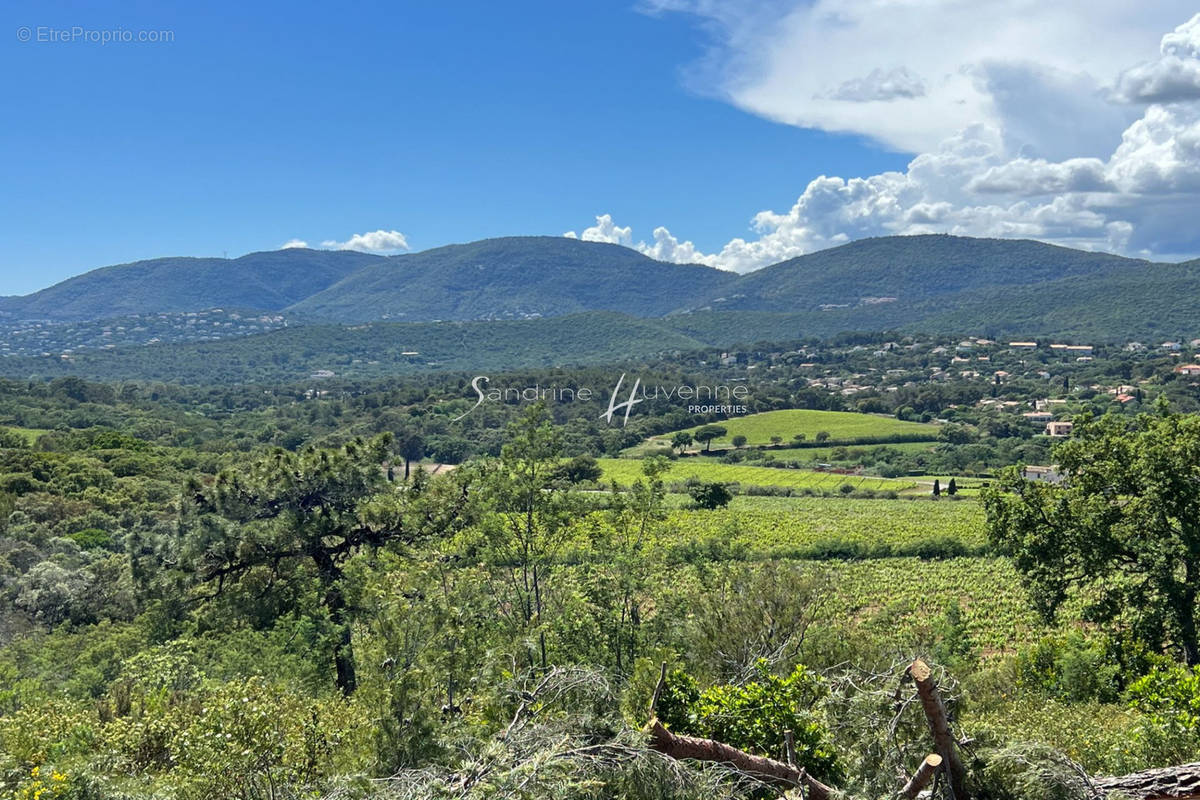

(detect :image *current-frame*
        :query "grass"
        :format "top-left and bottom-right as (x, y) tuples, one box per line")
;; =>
(597, 457), (917, 493)
(821, 556), (1038, 652)
(1, 426), (46, 445)
(779, 441), (938, 461)
(907, 475), (990, 497)
(652, 408), (939, 449)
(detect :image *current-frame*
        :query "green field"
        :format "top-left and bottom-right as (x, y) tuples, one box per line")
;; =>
(0, 426), (46, 445)
(653, 495), (987, 553)
(656, 408), (939, 448)
(823, 556), (1036, 652)
(598, 457), (917, 493)
(565, 494), (1025, 652)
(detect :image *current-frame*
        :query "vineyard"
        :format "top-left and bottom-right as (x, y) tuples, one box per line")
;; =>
(562, 493), (1033, 653)
(597, 457), (919, 493)
(654, 496), (987, 554)
(656, 500), (1030, 652)
(663, 408), (939, 447)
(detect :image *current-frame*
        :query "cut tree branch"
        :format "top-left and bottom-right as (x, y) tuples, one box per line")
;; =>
(646, 719), (835, 800)
(908, 659), (968, 800)
(901, 753), (943, 799)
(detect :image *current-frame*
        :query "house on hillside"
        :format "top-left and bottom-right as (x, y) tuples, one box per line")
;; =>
(1045, 420), (1074, 437)
(1023, 411), (1054, 423)
(1175, 364), (1200, 376)
(1009, 341), (1038, 349)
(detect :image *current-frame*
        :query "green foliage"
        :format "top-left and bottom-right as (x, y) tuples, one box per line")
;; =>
(555, 454), (603, 484)
(692, 425), (727, 452)
(986, 408), (1200, 664)
(1016, 633), (1125, 704)
(686, 481), (732, 510)
(1127, 663), (1200, 732)
(657, 661), (841, 783)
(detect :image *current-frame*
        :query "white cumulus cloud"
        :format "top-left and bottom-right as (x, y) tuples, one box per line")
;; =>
(279, 239), (309, 249)
(567, 8), (1200, 270)
(1115, 14), (1200, 103)
(320, 229), (410, 253)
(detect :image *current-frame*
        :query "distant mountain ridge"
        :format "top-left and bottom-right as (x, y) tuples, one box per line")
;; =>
(4, 234), (1200, 342)
(288, 237), (736, 321)
(0, 249), (384, 321)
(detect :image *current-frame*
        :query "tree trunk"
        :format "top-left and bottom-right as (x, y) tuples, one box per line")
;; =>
(1178, 578), (1199, 668)
(1094, 761), (1200, 799)
(314, 553), (357, 696)
(909, 659), (968, 800)
(646, 720), (835, 800)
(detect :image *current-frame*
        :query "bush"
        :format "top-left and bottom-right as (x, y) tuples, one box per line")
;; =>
(687, 481), (732, 510)
(1016, 633), (1123, 704)
(657, 661), (842, 783)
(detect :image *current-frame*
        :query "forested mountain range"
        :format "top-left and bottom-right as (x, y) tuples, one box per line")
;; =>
(6, 234), (1197, 329)
(4, 234), (1200, 383)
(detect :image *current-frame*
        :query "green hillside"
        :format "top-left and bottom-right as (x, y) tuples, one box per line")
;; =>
(3, 249), (382, 321)
(716, 234), (1148, 312)
(8, 234), (1200, 345)
(0, 312), (713, 383)
(288, 236), (735, 322)
(669, 408), (938, 448)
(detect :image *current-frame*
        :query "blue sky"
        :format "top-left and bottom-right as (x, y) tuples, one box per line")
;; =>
(0, 0), (906, 294)
(5, 1), (1200, 295)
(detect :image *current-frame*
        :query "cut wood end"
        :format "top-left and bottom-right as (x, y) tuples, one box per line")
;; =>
(924, 753), (943, 767)
(909, 659), (932, 681)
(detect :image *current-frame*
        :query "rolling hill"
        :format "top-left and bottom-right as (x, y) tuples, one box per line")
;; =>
(0, 312), (717, 383)
(0, 249), (384, 321)
(5, 234), (1200, 346)
(711, 234), (1150, 313)
(672, 408), (939, 448)
(288, 237), (736, 322)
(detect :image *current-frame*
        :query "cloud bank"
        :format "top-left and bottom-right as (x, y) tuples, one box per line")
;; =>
(575, 7), (1200, 272)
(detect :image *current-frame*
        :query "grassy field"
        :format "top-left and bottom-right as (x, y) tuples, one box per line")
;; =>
(780, 440), (939, 461)
(654, 408), (939, 448)
(598, 457), (917, 493)
(629, 496), (1030, 654)
(0, 426), (46, 445)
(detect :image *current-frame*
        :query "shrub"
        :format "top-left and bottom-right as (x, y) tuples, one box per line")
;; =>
(687, 481), (732, 510)
(657, 661), (841, 783)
